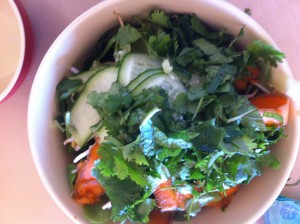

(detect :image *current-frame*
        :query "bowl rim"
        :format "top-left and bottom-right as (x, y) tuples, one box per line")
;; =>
(28, 0), (300, 223)
(0, 0), (33, 102)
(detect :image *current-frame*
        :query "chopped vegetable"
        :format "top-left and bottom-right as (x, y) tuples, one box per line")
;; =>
(72, 138), (105, 204)
(55, 9), (288, 224)
(250, 93), (290, 126)
(154, 179), (178, 212)
(234, 66), (261, 91)
(206, 185), (240, 209)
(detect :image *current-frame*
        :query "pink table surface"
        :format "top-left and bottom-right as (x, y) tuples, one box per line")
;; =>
(0, 0), (299, 224)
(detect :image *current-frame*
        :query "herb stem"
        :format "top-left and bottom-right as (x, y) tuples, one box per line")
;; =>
(107, 136), (123, 147)
(226, 108), (257, 123)
(187, 197), (196, 224)
(192, 97), (204, 121)
(113, 11), (124, 27)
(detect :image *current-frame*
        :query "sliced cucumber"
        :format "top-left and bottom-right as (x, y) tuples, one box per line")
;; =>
(69, 66), (106, 83)
(131, 72), (186, 97)
(118, 53), (162, 86)
(126, 68), (163, 92)
(68, 66), (118, 149)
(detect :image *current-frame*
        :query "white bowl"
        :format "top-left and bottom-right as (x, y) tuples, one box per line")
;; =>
(0, 0), (32, 102)
(28, 0), (300, 224)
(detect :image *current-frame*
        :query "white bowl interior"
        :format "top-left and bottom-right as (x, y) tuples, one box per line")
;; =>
(28, 0), (300, 224)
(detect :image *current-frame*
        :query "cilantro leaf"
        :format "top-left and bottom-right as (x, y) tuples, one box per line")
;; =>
(194, 38), (220, 56)
(190, 14), (220, 40)
(149, 9), (170, 27)
(96, 143), (117, 177)
(257, 151), (280, 169)
(56, 77), (83, 113)
(88, 82), (133, 116)
(158, 148), (182, 160)
(191, 120), (227, 151)
(59, 9), (288, 222)
(219, 135), (258, 155)
(93, 173), (145, 222)
(120, 139), (149, 166)
(83, 199), (112, 224)
(66, 164), (76, 190)
(96, 142), (148, 187)
(176, 47), (204, 67)
(223, 154), (262, 184)
(147, 30), (172, 56)
(154, 127), (192, 149)
(206, 64), (237, 94)
(115, 25), (141, 48)
(247, 40), (285, 66)
(127, 198), (156, 223)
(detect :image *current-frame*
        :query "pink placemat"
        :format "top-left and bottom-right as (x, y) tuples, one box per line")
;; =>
(0, 1), (299, 224)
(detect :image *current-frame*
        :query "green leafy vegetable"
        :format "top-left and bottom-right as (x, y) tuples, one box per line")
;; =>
(83, 199), (112, 224)
(115, 25), (142, 48)
(149, 9), (170, 27)
(247, 40), (285, 67)
(66, 164), (77, 189)
(56, 8), (287, 224)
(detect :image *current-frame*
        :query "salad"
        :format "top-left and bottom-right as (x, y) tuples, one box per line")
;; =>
(56, 9), (289, 224)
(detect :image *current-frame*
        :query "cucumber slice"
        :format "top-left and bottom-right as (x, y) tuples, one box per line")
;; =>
(69, 66), (106, 83)
(131, 72), (186, 97)
(68, 66), (118, 149)
(118, 53), (162, 86)
(126, 68), (163, 92)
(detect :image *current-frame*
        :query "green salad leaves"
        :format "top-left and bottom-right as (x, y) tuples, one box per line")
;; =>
(87, 79), (282, 223)
(56, 9), (286, 224)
